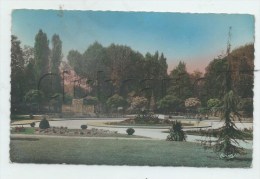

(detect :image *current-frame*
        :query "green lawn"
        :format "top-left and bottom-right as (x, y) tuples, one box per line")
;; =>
(10, 137), (252, 167)
(12, 127), (35, 134)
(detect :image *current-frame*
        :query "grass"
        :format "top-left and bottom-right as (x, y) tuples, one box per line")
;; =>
(10, 137), (252, 167)
(12, 127), (35, 134)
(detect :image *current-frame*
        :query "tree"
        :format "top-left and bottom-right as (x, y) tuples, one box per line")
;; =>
(23, 45), (36, 91)
(238, 98), (253, 117)
(50, 34), (62, 93)
(204, 58), (227, 99)
(184, 97), (201, 114)
(49, 93), (63, 112)
(106, 94), (127, 110)
(129, 96), (148, 112)
(207, 98), (221, 116)
(157, 95), (183, 114)
(207, 98), (221, 108)
(204, 49), (247, 159)
(11, 35), (25, 113)
(215, 90), (246, 159)
(34, 29), (50, 81)
(67, 50), (83, 75)
(24, 89), (45, 112)
(142, 52), (168, 103)
(23, 45), (34, 65)
(168, 61), (192, 100)
(167, 121), (186, 141)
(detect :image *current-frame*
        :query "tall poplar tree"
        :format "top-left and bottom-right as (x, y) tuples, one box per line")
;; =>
(34, 29), (49, 81)
(50, 34), (62, 93)
(34, 29), (50, 103)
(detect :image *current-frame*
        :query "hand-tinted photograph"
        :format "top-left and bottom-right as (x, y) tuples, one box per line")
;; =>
(10, 10), (254, 167)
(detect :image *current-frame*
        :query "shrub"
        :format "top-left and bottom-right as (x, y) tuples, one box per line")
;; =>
(167, 121), (186, 141)
(30, 122), (35, 127)
(126, 128), (135, 135)
(81, 125), (88, 130)
(39, 118), (50, 129)
(134, 110), (160, 124)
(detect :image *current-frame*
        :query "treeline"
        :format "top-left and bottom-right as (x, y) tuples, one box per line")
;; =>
(66, 40), (254, 116)
(67, 42), (168, 112)
(11, 29), (63, 113)
(11, 29), (254, 117)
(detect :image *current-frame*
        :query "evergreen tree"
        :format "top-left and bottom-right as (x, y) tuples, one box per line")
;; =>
(204, 56), (247, 159)
(50, 34), (62, 93)
(34, 29), (50, 81)
(34, 29), (50, 100)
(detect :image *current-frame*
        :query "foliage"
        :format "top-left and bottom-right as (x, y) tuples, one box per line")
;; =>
(238, 98), (253, 117)
(203, 46), (248, 159)
(64, 94), (73, 105)
(30, 122), (36, 127)
(81, 125), (88, 130)
(204, 58), (227, 99)
(34, 29), (50, 80)
(166, 121), (186, 141)
(205, 90), (246, 159)
(157, 95), (183, 114)
(24, 90), (45, 111)
(11, 35), (26, 113)
(49, 93), (63, 112)
(67, 50), (83, 75)
(39, 118), (50, 129)
(126, 128), (135, 135)
(10, 30), (254, 120)
(213, 91), (246, 158)
(207, 98), (221, 116)
(204, 44), (254, 99)
(185, 97), (201, 110)
(129, 96), (148, 111)
(168, 61), (192, 100)
(83, 96), (98, 105)
(197, 107), (208, 115)
(207, 98), (221, 108)
(106, 94), (127, 109)
(230, 44), (254, 98)
(50, 34), (62, 93)
(134, 110), (160, 124)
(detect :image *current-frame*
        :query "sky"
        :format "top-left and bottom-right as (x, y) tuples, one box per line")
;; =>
(12, 10), (254, 73)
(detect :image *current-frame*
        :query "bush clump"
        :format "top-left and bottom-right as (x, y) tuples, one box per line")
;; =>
(167, 121), (186, 141)
(39, 118), (50, 129)
(126, 128), (135, 135)
(30, 122), (35, 127)
(81, 125), (88, 130)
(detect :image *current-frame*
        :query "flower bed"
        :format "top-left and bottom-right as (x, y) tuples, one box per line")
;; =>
(11, 126), (141, 138)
